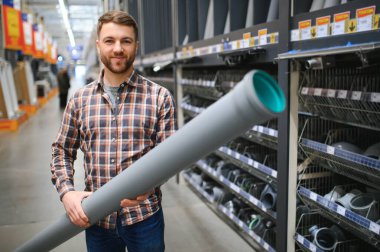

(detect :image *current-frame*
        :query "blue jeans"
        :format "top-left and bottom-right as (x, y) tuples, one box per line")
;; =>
(85, 208), (165, 252)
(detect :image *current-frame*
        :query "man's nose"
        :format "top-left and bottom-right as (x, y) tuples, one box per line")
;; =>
(113, 41), (123, 53)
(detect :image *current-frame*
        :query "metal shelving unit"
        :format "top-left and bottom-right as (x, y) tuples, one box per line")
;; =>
(121, 0), (380, 251)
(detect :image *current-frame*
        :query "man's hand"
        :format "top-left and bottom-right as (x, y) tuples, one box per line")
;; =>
(62, 191), (92, 228)
(120, 189), (155, 208)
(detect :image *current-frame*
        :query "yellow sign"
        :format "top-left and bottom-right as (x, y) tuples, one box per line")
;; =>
(7, 8), (20, 37)
(249, 37), (255, 47)
(356, 6), (375, 18)
(243, 32), (251, 39)
(299, 20), (311, 30)
(347, 19), (357, 33)
(375, 14), (379, 29)
(270, 33), (276, 44)
(311, 27), (317, 38)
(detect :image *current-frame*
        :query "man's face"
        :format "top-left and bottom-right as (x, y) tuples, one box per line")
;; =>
(96, 22), (138, 74)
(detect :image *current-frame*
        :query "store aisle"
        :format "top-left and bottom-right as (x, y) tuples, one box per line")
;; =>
(0, 86), (254, 251)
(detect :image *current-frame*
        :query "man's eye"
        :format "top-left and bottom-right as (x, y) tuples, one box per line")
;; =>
(104, 40), (113, 44)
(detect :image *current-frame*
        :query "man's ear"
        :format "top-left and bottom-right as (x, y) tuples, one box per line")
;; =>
(96, 39), (100, 54)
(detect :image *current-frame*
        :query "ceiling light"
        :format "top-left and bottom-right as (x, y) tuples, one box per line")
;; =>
(58, 0), (75, 47)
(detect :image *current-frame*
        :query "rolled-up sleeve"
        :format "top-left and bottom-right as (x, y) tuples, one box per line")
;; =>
(50, 97), (80, 200)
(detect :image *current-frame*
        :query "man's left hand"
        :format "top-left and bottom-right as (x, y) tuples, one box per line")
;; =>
(120, 189), (155, 207)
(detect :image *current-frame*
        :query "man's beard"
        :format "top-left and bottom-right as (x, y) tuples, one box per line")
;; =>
(100, 53), (135, 74)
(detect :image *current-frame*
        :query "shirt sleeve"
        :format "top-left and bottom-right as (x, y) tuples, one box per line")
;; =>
(156, 88), (177, 145)
(50, 96), (80, 200)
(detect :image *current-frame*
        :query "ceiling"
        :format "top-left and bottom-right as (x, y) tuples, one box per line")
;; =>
(25, 0), (103, 61)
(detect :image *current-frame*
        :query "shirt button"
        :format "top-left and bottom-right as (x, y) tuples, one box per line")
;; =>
(112, 138), (116, 142)
(112, 117), (116, 121)
(111, 159), (115, 163)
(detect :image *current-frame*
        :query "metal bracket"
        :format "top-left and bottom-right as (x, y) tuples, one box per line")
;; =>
(218, 47), (266, 66)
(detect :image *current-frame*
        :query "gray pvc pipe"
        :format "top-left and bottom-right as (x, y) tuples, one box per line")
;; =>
(16, 70), (285, 252)
(266, 0), (279, 22)
(310, 0), (325, 11)
(323, 0), (340, 8)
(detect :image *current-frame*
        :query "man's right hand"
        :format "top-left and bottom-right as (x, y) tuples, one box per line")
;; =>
(61, 191), (92, 228)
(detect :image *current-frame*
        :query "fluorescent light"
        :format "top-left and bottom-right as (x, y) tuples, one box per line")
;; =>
(58, 0), (75, 47)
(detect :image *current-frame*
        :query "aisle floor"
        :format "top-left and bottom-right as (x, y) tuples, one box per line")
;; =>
(0, 84), (254, 251)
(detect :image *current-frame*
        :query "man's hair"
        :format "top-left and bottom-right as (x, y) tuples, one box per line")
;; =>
(97, 10), (139, 40)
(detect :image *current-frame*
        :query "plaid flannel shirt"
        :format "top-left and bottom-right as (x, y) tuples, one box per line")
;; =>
(51, 70), (177, 229)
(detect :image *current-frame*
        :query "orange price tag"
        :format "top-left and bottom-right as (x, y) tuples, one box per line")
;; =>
(356, 6), (375, 32)
(299, 20), (312, 40)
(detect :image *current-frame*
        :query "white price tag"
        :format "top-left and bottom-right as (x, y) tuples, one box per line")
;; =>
(238, 220), (244, 227)
(337, 90), (348, 99)
(310, 191), (318, 201)
(327, 146), (335, 155)
(291, 29), (300, 41)
(251, 197), (258, 205)
(228, 212), (234, 219)
(327, 89), (336, 98)
(296, 234), (304, 244)
(269, 129), (275, 136)
(337, 205), (346, 216)
(259, 35), (267, 45)
(272, 170), (277, 178)
(235, 153), (240, 160)
(248, 159), (253, 166)
(249, 195), (255, 202)
(258, 126), (264, 133)
(301, 27), (311, 40)
(230, 183), (240, 193)
(231, 41), (238, 50)
(253, 161), (259, 168)
(369, 222), (380, 234)
(357, 15), (373, 32)
(264, 243), (269, 250)
(310, 243), (317, 252)
(213, 171), (217, 177)
(370, 93), (380, 103)
(332, 21), (345, 35)
(227, 149), (232, 155)
(301, 87), (309, 95)
(317, 24), (329, 37)
(351, 91), (362, 100)
(314, 88), (322, 96)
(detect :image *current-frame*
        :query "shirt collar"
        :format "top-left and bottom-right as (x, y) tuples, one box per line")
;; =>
(96, 69), (137, 90)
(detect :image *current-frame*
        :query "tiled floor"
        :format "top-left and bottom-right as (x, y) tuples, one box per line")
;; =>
(0, 74), (254, 251)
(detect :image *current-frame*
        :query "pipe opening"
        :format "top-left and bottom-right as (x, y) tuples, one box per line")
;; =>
(252, 71), (285, 113)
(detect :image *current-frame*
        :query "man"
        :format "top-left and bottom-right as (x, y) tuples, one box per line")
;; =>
(51, 10), (176, 252)
(57, 67), (71, 109)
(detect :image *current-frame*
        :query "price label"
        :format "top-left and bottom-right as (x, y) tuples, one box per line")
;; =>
(310, 243), (317, 252)
(249, 195), (255, 202)
(301, 87), (309, 95)
(356, 6), (375, 32)
(213, 171), (217, 177)
(314, 88), (322, 96)
(248, 159), (253, 166)
(337, 90), (348, 99)
(258, 126), (264, 133)
(238, 220), (244, 227)
(332, 21), (345, 35)
(235, 153), (240, 160)
(253, 161), (259, 168)
(337, 205), (346, 216)
(369, 222), (380, 234)
(370, 93), (380, 102)
(301, 27), (311, 40)
(251, 197), (258, 205)
(258, 29), (267, 45)
(231, 41), (238, 50)
(291, 29), (300, 41)
(227, 149), (232, 155)
(271, 170), (277, 178)
(296, 235), (304, 245)
(228, 212), (234, 219)
(230, 183), (240, 193)
(264, 243), (269, 250)
(327, 146), (335, 155)
(269, 129), (275, 136)
(317, 24), (329, 37)
(351, 91), (362, 100)
(327, 89), (336, 97)
(310, 191), (318, 201)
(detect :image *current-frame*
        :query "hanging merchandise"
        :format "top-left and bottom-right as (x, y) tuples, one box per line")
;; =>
(310, 0), (325, 12)
(266, 0), (279, 22)
(13, 61), (37, 105)
(204, 0), (214, 39)
(2, 5), (24, 50)
(245, 0), (254, 28)
(323, 0), (340, 8)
